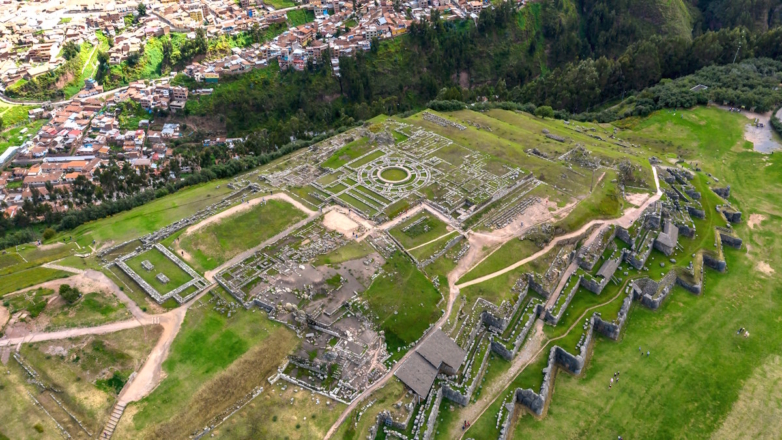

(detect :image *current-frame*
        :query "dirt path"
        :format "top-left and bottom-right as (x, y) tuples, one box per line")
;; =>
(457, 167), (661, 290)
(119, 307), (185, 403)
(326, 167), (660, 438)
(42, 262), (84, 274)
(0, 318), (148, 348)
(455, 279), (631, 439)
(407, 230), (457, 251)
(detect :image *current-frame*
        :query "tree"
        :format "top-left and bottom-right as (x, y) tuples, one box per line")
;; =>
(137, 2), (147, 16)
(59, 284), (82, 304)
(534, 105), (554, 118)
(42, 228), (56, 240)
(161, 37), (173, 70)
(62, 41), (81, 61)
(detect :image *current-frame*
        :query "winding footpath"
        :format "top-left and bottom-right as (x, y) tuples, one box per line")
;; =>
(324, 166), (662, 438)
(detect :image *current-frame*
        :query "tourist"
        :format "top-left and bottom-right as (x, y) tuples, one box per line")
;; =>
(647, 351), (650, 357)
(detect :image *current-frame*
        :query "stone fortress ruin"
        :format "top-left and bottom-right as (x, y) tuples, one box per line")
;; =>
(89, 111), (744, 440)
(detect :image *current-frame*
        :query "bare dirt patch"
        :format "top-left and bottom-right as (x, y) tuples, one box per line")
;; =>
(0, 304), (9, 330)
(756, 261), (775, 275)
(747, 213), (766, 230)
(625, 192), (651, 207)
(38, 242), (66, 251)
(323, 210), (360, 237)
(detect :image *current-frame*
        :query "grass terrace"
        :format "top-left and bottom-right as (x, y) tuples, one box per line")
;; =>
(126, 247), (194, 294)
(175, 198), (308, 272)
(388, 212), (451, 249)
(363, 252), (442, 359)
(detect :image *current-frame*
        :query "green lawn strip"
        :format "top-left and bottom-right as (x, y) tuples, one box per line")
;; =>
(265, 0), (295, 7)
(553, 168), (623, 234)
(57, 180), (235, 249)
(178, 198), (307, 272)
(125, 247), (193, 294)
(314, 240), (375, 266)
(458, 238), (540, 284)
(389, 212), (451, 249)
(409, 231), (456, 261)
(338, 192), (378, 216)
(363, 252), (442, 354)
(348, 149), (385, 168)
(0, 253), (23, 270)
(0, 268), (71, 298)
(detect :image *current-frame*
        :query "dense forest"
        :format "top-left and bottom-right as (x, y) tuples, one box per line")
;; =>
(181, 0), (782, 141)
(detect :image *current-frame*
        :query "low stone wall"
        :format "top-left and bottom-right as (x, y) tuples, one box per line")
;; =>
(638, 271), (677, 310)
(684, 188), (701, 200)
(481, 311), (508, 333)
(615, 226), (632, 246)
(719, 232), (743, 249)
(423, 387), (444, 440)
(713, 186), (731, 199)
(545, 276), (581, 325)
(677, 223), (696, 238)
(442, 385), (469, 406)
(593, 292), (633, 340)
(687, 206), (705, 219)
(490, 339), (513, 361)
(703, 252), (727, 272)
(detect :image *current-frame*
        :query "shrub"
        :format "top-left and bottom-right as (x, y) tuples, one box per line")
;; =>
(534, 105), (555, 118)
(59, 284), (82, 304)
(33, 423), (44, 433)
(42, 228), (56, 240)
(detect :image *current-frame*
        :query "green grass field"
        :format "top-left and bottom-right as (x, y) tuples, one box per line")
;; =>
(126, 247), (194, 294)
(321, 137), (371, 169)
(458, 237), (539, 284)
(314, 240), (375, 266)
(176, 198), (307, 272)
(0, 268), (71, 298)
(46, 291), (130, 330)
(363, 252), (442, 356)
(117, 289), (298, 439)
(389, 212), (451, 249)
(58, 180), (235, 249)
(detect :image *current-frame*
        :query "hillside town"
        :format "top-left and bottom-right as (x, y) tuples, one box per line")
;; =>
(0, 0), (482, 89)
(0, 0), (492, 220)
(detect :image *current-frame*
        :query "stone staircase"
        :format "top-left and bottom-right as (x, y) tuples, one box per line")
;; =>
(100, 401), (126, 439)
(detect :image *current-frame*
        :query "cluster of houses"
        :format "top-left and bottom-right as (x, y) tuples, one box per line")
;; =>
(110, 79), (190, 111)
(0, 82), (188, 218)
(0, 12), (99, 89)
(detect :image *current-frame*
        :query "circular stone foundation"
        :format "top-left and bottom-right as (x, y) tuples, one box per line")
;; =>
(379, 167), (411, 183)
(357, 156), (433, 197)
